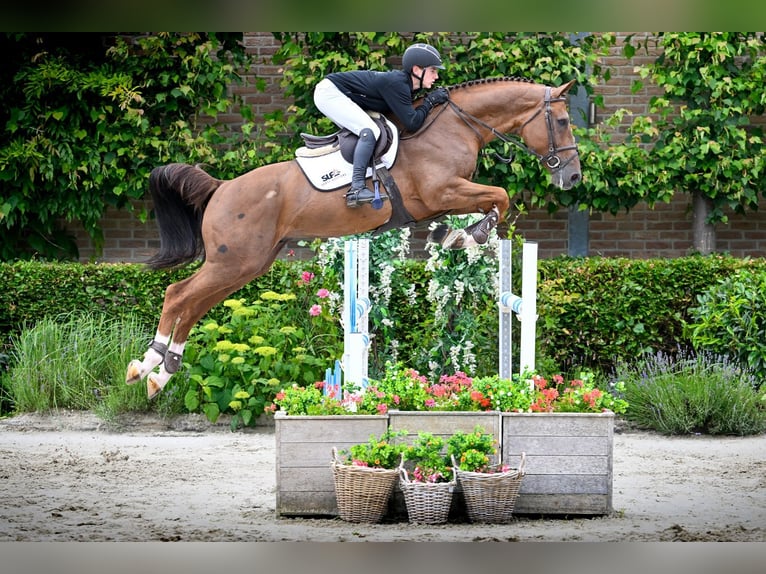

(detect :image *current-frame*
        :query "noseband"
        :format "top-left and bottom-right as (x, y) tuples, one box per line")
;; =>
(446, 86), (579, 172)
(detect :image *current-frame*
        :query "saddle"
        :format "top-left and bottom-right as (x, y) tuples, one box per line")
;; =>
(294, 112), (399, 193)
(294, 112), (416, 230)
(298, 112), (395, 164)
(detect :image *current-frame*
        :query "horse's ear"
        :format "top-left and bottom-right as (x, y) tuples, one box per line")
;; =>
(554, 79), (577, 97)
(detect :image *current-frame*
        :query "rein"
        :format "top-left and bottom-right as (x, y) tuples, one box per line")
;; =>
(446, 87), (579, 172)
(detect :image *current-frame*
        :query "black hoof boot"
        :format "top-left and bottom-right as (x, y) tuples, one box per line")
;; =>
(467, 209), (499, 244)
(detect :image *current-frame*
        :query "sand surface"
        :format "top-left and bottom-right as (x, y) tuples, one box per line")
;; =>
(1, 411), (764, 542)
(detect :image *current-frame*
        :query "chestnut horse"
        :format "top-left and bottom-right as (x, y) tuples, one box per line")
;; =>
(126, 77), (581, 398)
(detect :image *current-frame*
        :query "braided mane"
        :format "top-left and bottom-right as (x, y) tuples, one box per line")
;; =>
(445, 76), (536, 91)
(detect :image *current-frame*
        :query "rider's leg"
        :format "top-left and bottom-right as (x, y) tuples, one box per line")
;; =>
(314, 79), (381, 207)
(346, 128), (376, 207)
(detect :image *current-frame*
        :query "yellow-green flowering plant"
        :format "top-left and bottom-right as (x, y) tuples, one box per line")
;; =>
(183, 278), (342, 429)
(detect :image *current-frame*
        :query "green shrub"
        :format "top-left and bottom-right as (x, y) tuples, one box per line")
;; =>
(685, 268), (766, 385)
(182, 285), (343, 429)
(614, 349), (766, 436)
(537, 255), (755, 372)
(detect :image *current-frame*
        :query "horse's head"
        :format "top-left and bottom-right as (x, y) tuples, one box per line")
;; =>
(518, 79), (582, 190)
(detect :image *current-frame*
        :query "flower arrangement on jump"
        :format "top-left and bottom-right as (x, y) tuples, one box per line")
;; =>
(269, 361), (628, 416)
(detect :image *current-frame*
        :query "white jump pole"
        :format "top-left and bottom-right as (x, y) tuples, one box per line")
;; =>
(498, 240), (538, 379)
(342, 238), (371, 389)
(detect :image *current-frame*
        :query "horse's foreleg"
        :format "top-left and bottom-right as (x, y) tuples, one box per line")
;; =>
(428, 205), (501, 249)
(424, 178), (508, 250)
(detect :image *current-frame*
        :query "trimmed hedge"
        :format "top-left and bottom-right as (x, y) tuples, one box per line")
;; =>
(1, 255), (763, 376)
(537, 255), (766, 373)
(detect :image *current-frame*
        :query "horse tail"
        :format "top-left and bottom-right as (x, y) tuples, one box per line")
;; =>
(144, 163), (223, 270)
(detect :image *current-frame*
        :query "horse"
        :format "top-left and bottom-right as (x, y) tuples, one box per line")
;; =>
(126, 76), (582, 398)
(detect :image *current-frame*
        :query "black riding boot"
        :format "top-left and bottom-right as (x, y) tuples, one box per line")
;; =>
(346, 128), (376, 208)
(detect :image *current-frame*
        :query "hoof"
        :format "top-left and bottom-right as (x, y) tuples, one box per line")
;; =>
(146, 374), (164, 400)
(125, 360), (143, 385)
(441, 229), (466, 250)
(466, 209), (499, 245)
(427, 223), (449, 245)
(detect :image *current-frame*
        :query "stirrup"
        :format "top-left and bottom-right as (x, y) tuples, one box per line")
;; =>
(346, 186), (375, 208)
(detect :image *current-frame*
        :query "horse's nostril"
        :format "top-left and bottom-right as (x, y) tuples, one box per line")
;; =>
(571, 172), (582, 183)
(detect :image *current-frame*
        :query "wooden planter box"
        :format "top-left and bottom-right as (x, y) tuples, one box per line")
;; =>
(274, 412), (388, 517)
(275, 410), (614, 518)
(501, 411), (614, 515)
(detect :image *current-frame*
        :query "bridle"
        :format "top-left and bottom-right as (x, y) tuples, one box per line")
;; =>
(445, 86), (579, 172)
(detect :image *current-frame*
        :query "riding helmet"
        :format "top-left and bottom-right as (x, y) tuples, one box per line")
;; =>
(402, 43), (446, 73)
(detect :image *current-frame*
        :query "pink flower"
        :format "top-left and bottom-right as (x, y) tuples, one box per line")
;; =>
(425, 398), (436, 408)
(301, 271), (315, 284)
(316, 288), (330, 299)
(376, 403), (388, 415)
(309, 304), (322, 316)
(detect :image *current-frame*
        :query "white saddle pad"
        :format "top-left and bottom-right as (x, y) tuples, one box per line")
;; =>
(294, 118), (399, 191)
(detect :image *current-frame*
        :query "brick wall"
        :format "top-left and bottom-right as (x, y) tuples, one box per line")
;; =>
(72, 32), (766, 263)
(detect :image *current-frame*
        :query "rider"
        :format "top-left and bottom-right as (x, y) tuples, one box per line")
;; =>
(313, 42), (450, 208)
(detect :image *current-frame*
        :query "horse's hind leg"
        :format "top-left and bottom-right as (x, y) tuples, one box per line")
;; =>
(125, 337), (169, 385)
(127, 249), (281, 399)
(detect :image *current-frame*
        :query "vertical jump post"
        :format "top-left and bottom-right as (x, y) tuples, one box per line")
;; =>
(498, 239), (538, 380)
(324, 238), (372, 399)
(342, 238), (371, 389)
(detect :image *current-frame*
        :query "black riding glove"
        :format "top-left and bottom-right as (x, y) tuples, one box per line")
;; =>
(424, 87), (449, 108)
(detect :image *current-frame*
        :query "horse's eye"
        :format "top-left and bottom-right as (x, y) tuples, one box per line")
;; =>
(557, 118), (569, 128)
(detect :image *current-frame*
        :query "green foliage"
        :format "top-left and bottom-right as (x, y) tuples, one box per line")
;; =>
(446, 426), (499, 473)
(469, 375), (534, 412)
(612, 33), (766, 223)
(413, 217), (500, 379)
(272, 381), (349, 416)
(339, 429), (409, 469)
(402, 432), (453, 483)
(0, 32), (255, 260)
(182, 288), (343, 429)
(0, 260), (196, 348)
(4, 253), (764, 419)
(615, 349), (766, 435)
(686, 268), (766, 383)
(528, 372), (628, 414)
(536, 254), (758, 373)
(5, 312), (185, 419)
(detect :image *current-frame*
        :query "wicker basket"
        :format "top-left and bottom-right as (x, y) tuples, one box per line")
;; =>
(331, 447), (401, 523)
(399, 468), (456, 525)
(452, 452), (526, 524)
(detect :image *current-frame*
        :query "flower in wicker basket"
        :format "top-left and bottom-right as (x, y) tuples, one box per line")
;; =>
(331, 430), (408, 524)
(447, 426), (526, 524)
(399, 432), (456, 525)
